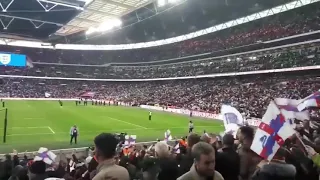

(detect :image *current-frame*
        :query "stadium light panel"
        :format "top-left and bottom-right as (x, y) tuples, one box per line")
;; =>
(157, 0), (166, 7)
(86, 27), (96, 35)
(86, 19), (122, 35)
(168, 0), (180, 4)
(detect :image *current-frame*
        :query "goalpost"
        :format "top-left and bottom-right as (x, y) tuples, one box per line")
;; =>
(0, 108), (8, 143)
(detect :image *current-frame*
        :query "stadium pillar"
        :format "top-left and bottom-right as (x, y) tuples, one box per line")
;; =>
(3, 108), (8, 143)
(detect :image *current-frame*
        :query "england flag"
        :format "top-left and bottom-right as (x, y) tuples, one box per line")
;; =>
(274, 98), (310, 121)
(297, 90), (320, 111)
(251, 101), (295, 160)
(33, 147), (57, 165)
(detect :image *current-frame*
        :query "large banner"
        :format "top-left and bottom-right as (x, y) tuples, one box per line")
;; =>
(79, 92), (95, 98)
(0, 53), (26, 67)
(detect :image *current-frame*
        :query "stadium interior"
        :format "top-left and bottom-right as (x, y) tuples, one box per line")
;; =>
(1, 0), (320, 180)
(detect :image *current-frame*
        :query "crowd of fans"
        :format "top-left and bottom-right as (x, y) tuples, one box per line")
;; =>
(2, 123), (320, 180)
(1, 70), (319, 119)
(1, 44), (320, 79)
(2, 3), (320, 180)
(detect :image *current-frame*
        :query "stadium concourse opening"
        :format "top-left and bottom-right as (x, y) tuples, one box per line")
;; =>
(0, 100), (223, 153)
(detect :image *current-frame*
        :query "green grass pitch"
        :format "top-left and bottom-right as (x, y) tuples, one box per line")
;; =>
(0, 101), (224, 153)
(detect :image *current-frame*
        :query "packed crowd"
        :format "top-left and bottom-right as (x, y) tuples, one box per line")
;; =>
(1, 44), (320, 79)
(2, 122), (320, 180)
(1, 4), (320, 64)
(0, 71), (319, 118)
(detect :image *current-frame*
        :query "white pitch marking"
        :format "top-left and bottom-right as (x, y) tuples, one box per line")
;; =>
(106, 116), (148, 129)
(7, 132), (55, 136)
(23, 118), (45, 120)
(0, 126), (48, 129)
(47, 126), (55, 134)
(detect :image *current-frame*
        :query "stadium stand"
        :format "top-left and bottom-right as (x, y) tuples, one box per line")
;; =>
(2, 1), (320, 180)
(1, 4), (320, 64)
(1, 43), (320, 79)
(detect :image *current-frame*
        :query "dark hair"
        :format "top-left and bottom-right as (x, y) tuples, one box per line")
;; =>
(187, 133), (201, 148)
(30, 161), (46, 174)
(222, 134), (234, 147)
(94, 133), (119, 159)
(192, 142), (214, 161)
(239, 126), (254, 140)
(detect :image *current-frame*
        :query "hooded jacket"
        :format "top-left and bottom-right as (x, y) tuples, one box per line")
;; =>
(252, 161), (296, 180)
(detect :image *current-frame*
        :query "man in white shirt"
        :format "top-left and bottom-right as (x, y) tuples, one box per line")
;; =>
(189, 121), (194, 133)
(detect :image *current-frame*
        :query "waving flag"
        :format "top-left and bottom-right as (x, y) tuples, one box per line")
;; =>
(33, 147), (56, 165)
(221, 105), (244, 136)
(45, 92), (51, 98)
(164, 129), (172, 142)
(251, 101), (295, 160)
(297, 90), (320, 111)
(274, 98), (310, 120)
(174, 143), (180, 154)
(69, 159), (76, 172)
(124, 135), (136, 146)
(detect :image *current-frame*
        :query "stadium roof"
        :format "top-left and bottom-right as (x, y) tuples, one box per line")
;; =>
(0, 0), (83, 39)
(0, 0), (155, 39)
(54, 0), (155, 36)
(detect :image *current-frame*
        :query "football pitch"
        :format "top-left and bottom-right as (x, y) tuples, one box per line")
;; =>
(0, 101), (224, 153)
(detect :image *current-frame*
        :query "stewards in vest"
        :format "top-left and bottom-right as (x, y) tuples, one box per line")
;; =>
(70, 125), (79, 145)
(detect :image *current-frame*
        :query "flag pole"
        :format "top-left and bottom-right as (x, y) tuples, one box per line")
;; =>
(295, 132), (307, 150)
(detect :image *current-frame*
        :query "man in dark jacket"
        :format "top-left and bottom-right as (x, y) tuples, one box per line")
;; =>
(216, 134), (240, 180)
(0, 154), (13, 180)
(178, 133), (201, 176)
(252, 148), (296, 180)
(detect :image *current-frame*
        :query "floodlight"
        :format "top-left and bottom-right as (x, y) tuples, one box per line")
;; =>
(168, 0), (180, 4)
(111, 19), (122, 27)
(86, 27), (96, 35)
(157, 0), (166, 7)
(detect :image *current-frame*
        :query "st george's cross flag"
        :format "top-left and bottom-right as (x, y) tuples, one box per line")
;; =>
(274, 98), (310, 121)
(124, 135), (136, 146)
(251, 101), (295, 160)
(297, 90), (320, 111)
(33, 147), (57, 165)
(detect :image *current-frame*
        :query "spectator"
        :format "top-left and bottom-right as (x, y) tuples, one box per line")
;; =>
(237, 126), (261, 180)
(154, 142), (179, 180)
(178, 142), (224, 180)
(179, 133), (201, 176)
(92, 133), (130, 180)
(29, 161), (48, 180)
(252, 148), (296, 180)
(0, 154), (13, 180)
(215, 134), (240, 180)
